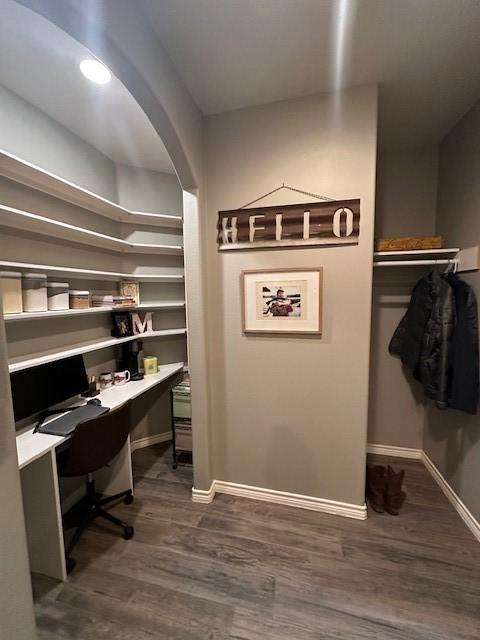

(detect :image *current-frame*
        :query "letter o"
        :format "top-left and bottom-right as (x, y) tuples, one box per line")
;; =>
(333, 207), (354, 237)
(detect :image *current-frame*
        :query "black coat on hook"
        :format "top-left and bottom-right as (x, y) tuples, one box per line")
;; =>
(389, 270), (479, 414)
(447, 274), (479, 414)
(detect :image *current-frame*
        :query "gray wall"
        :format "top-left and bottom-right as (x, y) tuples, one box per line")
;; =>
(369, 147), (438, 448)
(116, 163), (182, 215)
(424, 99), (480, 522)
(0, 302), (37, 640)
(204, 86), (378, 506)
(0, 83), (117, 201)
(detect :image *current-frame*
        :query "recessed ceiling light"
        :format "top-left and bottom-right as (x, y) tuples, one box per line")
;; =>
(79, 59), (111, 85)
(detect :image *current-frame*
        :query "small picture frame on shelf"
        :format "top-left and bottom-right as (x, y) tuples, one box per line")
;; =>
(119, 281), (140, 305)
(111, 311), (134, 338)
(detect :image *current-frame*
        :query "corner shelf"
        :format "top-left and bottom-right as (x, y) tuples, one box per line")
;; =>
(0, 149), (183, 228)
(8, 328), (187, 373)
(0, 204), (183, 255)
(127, 211), (183, 228)
(0, 260), (184, 282)
(3, 301), (186, 322)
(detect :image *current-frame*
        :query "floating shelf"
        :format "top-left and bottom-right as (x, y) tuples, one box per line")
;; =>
(0, 204), (183, 255)
(0, 260), (184, 282)
(3, 301), (186, 322)
(373, 246), (479, 273)
(374, 247), (460, 268)
(127, 211), (183, 229)
(8, 328), (187, 373)
(0, 149), (183, 228)
(374, 248), (460, 258)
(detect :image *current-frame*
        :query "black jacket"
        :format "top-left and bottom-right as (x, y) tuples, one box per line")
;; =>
(447, 275), (479, 414)
(388, 275), (432, 372)
(418, 272), (455, 408)
(389, 271), (455, 409)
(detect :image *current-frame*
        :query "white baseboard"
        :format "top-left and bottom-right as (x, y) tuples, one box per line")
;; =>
(367, 443), (423, 459)
(191, 481), (216, 504)
(131, 432), (171, 453)
(192, 480), (367, 520)
(422, 452), (480, 543)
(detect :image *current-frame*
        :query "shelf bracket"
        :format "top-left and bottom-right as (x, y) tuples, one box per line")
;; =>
(456, 246), (480, 273)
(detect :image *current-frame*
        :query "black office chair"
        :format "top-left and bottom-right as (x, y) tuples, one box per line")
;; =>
(58, 400), (134, 572)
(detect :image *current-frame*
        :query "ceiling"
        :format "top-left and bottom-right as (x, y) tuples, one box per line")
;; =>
(141, 0), (480, 150)
(0, 0), (175, 173)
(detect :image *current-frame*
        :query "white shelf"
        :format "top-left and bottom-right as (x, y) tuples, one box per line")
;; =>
(3, 301), (185, 322)
(374, 248), (460, 258)
(373, 247), (461, 269)
(128, 211), (183, 229)
(0, 204), (183, 255)
(137, 301), (185, 310)
(0, 149), (183, 229)
(8, 329), (187, 373)
(0, 260), (184, 282)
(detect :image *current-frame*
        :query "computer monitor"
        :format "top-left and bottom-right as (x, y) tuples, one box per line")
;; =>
(10, 355), (89, 422)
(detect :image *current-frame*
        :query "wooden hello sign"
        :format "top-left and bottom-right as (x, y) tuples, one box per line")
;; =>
(217, 199), (360, 251)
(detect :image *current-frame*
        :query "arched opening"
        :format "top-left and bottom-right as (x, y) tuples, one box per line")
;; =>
(0, 4), (210, 630)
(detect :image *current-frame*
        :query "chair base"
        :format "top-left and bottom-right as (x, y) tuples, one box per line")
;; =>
(63, 478), (134, 573)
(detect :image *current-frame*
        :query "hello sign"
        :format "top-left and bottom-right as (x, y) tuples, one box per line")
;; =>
(217, 199), (360, 251)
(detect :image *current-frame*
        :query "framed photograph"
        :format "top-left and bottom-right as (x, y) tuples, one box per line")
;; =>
(241, 268), (323, 334)
(119, 280), (140, 305)
(111, 311), (134, 338)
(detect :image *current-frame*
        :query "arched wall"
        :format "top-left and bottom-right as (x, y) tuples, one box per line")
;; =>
(15, 0), (202, 190)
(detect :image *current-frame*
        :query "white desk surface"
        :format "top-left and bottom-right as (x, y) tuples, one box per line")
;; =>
(16, 362), (184, 470)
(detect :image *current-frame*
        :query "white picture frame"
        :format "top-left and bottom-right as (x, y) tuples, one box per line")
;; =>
(241, 268), (323, 335)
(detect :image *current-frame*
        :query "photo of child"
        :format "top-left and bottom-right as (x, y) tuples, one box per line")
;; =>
(257, 281), (305, 319)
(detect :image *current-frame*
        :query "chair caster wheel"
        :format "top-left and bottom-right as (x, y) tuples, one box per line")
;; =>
(66, 557), (77, 574)
(123, 492), (134, 505)
(124, 526), (134, 540)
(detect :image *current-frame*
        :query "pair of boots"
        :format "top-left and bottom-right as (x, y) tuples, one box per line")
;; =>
(366, 465), (406, 515)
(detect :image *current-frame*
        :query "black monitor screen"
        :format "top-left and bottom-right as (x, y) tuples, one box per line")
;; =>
(10, 355), (89, 422)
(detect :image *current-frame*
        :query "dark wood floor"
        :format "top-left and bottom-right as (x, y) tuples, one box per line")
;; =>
(32, 446), (480, 639)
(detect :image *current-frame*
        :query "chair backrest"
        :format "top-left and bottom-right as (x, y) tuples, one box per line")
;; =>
(60, 400), (132, 477)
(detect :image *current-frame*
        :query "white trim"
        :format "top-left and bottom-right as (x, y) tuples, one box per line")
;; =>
(367, 443), (423, 459)
(191, 481), (216, 504)
(191, 480), (367, 519)
(422, 452), (480, 543)
(131, 432), (172, 453)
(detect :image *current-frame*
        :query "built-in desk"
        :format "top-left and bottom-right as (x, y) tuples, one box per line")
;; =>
(17, 362), (184, 581)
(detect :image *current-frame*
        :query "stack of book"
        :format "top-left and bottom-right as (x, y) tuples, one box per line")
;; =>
(173, 379), (192, 456)
(91, 294), (136, 308)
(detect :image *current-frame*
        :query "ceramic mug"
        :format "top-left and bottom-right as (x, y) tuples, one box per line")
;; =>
(114, 370), (131, 386)
(99, 372), (113, 389)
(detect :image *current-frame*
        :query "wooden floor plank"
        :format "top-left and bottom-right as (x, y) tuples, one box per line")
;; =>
(32, 444), (480, 640)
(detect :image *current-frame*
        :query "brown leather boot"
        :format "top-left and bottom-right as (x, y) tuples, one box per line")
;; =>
(384, 465), (406, 516)
(366, 465), (387, 513)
